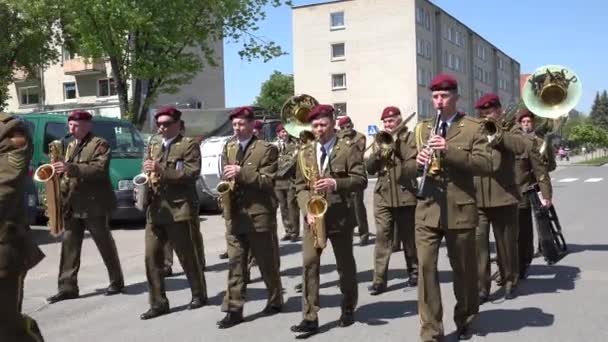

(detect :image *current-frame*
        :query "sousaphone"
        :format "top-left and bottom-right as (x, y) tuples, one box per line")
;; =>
(280, 94), (319, 138)
(522, 65), (582, 119)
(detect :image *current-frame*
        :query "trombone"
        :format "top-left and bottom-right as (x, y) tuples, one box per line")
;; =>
(364, 111), (417, 157)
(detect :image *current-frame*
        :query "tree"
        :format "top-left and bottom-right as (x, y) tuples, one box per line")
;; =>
(562, 109), (587, 142)
(589, 89), (608, 130)
(60, 0), (292, 127)
(0, 0), (61, 110)
(253, 71), (294, 114)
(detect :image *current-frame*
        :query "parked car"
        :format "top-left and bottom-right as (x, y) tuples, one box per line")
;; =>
(19, 113), (145, 222)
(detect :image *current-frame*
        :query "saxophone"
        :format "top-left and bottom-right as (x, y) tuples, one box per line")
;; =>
(133, 134), (160, 211)
(299, 140), (328, 249)
(217, 140), (238, 220)
(33, 140), (65, 237)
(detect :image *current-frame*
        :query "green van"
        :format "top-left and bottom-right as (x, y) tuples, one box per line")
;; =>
(19, 113), (145, 221)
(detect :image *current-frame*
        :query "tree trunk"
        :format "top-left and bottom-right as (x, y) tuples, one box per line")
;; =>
(131, 78), (142, 127)
(109, 56), (129, 119)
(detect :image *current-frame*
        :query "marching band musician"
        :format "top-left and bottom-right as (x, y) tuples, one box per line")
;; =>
(140, 106), (208, 320)
(0, 112), (45, 341)
(218, 106), (283, 329)
(414, 74), (495, 341)
(274, 123), (301, 242)
(337, 116), (370, 246)
(473, 94), (530, 303)
(513, 109), (553, 280)
(366, 106), (419, 296)
(47, 111), (125, 304)
(290, 105), (367, 336)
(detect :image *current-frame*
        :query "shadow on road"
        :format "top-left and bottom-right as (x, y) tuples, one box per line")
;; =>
(356, 299), (417, 325)
(565, 243), (608, 254)
(474, 307), (554, 336)
(206, 241), (303, 274)
(518, 264), (580, 297)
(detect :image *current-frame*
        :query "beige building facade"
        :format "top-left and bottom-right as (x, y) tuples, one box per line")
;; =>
(293, 0), (520, 135)
(7, 40), (225, 118)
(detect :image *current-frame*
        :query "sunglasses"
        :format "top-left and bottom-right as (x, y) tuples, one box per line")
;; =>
(156, 120), (175, 128)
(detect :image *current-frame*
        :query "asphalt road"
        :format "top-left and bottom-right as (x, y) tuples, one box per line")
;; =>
(23, 161), (608, 342)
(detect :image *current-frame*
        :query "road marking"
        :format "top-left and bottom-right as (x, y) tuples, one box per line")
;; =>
(584, 178), (603, 182)
(558, 178), (579, 183)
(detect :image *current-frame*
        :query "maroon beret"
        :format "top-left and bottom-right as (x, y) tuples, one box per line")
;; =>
(154, 106), (182, 121)
(475, 93), (502, 109)
(253, 120), (263, 130)
(337, 116), (352, 127)
(307, 105), (335, 123)
(517, 108), (535, 122)
(275, 123), (285, 133)
(429, 73), (458, 91)
(229, 106), (255, 120)
(68, 110), (92, 121)
(381, 106), (401, 120)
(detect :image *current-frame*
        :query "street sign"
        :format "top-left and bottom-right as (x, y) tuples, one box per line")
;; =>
(367, 124), (379, 136)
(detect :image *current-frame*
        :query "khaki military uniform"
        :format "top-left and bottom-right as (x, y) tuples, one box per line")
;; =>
(275, 137), (300, 238)
(474, 122), (530, 296)
(221, 136), (283, 313)
(366, 124), (418, 288)
(57, 133), (124, 294)
(414, 113), (496, 341)
(295, 134), (367, 322)
(339, 129), (369, 239)
(0, 113), (45, 341)
(144, 134), (207, 310)
(163, 216), (206, 272)
(512, 128), (553, 277)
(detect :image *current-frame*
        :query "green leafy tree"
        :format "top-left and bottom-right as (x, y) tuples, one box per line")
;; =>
(254, 71), (294, 114)
(60, 0), (292, 127)
(0, 0), (61, 110)
(589, 90), (608, 130)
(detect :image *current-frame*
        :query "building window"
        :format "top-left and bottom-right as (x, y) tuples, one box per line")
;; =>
(330, 12), (345, 30)
(476, 44), (487, 61)
(331, 73), (346, 90)
(334, 102), (347, 115)
(416, 6), (431, 30)
(19, 86), (40, 105)
(63, 82), (77, 100)
(98, 78), (117, 97)
(474, 65), (483, 81)
(331, 43), (345, 61)
(417, 39), (432, 59)
(474, 89), (485, 101)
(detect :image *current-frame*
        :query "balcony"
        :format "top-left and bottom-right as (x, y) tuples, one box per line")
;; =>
(63, 57), (105, 76)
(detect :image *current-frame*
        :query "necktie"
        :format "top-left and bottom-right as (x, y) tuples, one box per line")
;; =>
(439, 121), (448, 138)
(320, 145), (327, 170)
(236, 144), (245, 164)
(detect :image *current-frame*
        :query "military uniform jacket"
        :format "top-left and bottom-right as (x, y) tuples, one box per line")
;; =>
(222, 136), (278, 233)
(295, 134), (368, 233)
(511, 126), (553, 207)
(147, 134), (200, 225)
(0, 113), (44, 277)
(275, 137), (298, 190)
(474, 121), (530, 208)
(365, 125), (418, 208)
(61, 133), (116, 218)
(415, 113), (496, 229)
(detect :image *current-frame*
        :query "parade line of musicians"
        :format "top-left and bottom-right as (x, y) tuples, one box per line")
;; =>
(1, 73), (557, 342)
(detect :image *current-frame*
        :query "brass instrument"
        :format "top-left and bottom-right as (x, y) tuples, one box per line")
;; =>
(416, 109), (442, 197)
(299, 142), (328, 250)
(280, 94), (319, 138)
(216, 139), (238, 219)
(365, 111), (417, 158)
(482, 101), (522, 142)
(34, 140), (65, 236)
(133, 134), (160, 212)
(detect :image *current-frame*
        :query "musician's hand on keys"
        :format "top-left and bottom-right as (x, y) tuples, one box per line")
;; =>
(51, 162), (65, 174)
(314, 177), (336, 192)
(306, 213), (316, 226)
(143, 160), (157, 173)
(429, 135), (448, 151)
(416, 148), (431, 167)
(223, 165), (241, 179)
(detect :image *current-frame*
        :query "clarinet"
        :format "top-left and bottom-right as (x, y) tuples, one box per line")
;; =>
(416, 109), (442, 198)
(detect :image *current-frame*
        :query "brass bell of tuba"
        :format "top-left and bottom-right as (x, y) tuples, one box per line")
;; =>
(280, 94), (319, 138)
(522, 65), (582, 120)
(34, 140), (65, 237)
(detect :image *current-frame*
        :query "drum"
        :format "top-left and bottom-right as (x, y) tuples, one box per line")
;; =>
(199, 136), (231, 199)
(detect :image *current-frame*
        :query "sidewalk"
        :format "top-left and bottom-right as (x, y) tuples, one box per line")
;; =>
(556, 150), (607, 166)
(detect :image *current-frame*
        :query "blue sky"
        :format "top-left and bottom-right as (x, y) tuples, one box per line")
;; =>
(224, 0), (605, 113)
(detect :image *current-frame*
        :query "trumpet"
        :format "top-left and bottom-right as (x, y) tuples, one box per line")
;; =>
(217, 139), (238, 219)
(133, 134), (160, 211)
(416, 109), (442, 197)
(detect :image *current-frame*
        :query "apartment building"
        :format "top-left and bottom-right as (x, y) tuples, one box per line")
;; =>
(7, 41), (225, 118)
(293, 0), (520, 133)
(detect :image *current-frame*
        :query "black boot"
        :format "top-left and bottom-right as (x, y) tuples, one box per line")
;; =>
(217, 311), (244, 329)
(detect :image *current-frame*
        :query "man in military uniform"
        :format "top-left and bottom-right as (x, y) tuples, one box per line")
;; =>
(47, 111), (125, 304)
(274, 123), (300, 242)
(473, 94), (530, 302)
(415, 74), (495, 341)
(0, 113), (46, 341)
(290, 105), (367, 336)
(367, 106), (419, 296)
(337, 116), (370, 245)
(140, 106), (208, 320)
(218, 106), (283, 329)
(514, 110), (553, 279)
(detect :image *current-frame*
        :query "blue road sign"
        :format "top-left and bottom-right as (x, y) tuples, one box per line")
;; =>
(367, 124), (379, 136)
